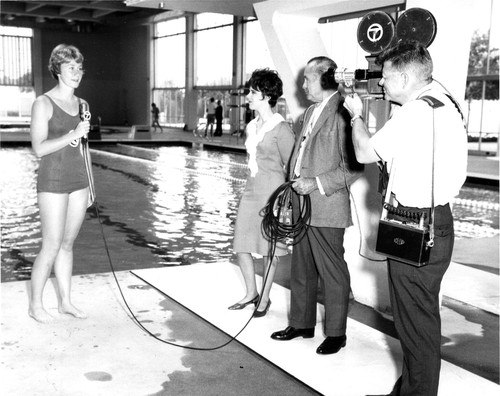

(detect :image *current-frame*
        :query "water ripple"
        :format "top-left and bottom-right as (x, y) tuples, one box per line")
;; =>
(1, 145), (497, 282)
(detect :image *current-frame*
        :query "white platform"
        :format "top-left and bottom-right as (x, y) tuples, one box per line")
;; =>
(132, 262), (499, 396)
(442, 261), (499, 314)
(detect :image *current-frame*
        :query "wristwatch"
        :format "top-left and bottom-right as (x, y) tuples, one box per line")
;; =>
(350, 114), (363, 126)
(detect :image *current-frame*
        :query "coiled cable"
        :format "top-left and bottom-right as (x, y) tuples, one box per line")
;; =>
(261, 181), (312, 253)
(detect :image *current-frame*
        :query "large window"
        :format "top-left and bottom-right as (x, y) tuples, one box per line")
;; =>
(152, 14), (279, 131)
(192, 14), (234, 131)
(155, 18), (185, 88)
(0, 26), (35, 124)
(154, 17), (186, 127)
(152, 88), (185, 126)
(197, 89), (233, 133)
(195, 13), (233, 86)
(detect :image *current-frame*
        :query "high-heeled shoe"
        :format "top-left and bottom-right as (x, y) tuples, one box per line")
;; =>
(253, 300), (271, 318)
(228, 294), (259, 310)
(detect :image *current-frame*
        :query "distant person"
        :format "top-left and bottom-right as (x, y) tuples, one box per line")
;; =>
(205, 97), (216, 137)
(215, 100), (223, 136)
(233, 103), (254, 137)
(29, 43), (92, 323)
(151, 103), (163, 133)
(228, 68), (295, 317)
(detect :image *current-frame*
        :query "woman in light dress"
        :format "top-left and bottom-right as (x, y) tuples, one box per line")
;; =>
(229, 69), (295, 317)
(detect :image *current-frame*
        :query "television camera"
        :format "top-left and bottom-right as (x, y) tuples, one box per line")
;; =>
(334, 8), (437, 98)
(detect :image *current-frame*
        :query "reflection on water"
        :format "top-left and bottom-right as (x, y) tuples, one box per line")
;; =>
(1, 146), (249, 282)
(1, 149), (42, 281)
(1, 145), (498, 282)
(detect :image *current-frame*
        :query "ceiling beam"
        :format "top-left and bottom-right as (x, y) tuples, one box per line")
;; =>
(25, 3), (44, 12)
(59, 6), (82, 16)
(92, 9), (115, 18)
(44, 1), (133, 12)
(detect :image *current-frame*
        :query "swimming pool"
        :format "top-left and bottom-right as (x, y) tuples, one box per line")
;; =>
(1, 145), (498, 282)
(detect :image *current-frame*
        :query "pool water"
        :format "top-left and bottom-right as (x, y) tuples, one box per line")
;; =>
(1, 145), (498, 282)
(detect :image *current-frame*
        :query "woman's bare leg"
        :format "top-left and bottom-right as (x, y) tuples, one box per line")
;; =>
(29, 193), (68, 323)
(233, 252), (259, 304)
(257, 256), (278, 310)
(55, 187), (88, 319)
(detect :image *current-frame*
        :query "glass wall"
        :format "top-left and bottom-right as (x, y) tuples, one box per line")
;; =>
(152, 88), (185, 126)
(155, 18), (185, 88)
(151, 13), (280, 132)
(193, 13), (234, 131)
(195, 13), (233, 86)
(195, 89), (234, 134)
(153, 17), (186, 127)
(0, 26), (35, 124)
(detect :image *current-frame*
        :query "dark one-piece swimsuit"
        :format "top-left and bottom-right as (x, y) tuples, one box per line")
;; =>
(36, 95), (88, 193)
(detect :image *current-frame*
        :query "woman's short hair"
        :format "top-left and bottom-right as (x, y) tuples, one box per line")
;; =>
(248, 68), (283, 108)
(48, 44), (84, 80)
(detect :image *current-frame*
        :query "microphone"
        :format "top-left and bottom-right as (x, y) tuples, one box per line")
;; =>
(79, 102), (91, 142)
(79, 102), (91, 121)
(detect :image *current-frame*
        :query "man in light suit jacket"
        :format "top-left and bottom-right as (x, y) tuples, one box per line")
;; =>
(271, 56), (363, 354)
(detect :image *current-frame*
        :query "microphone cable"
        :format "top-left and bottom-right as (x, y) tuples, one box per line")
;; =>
(82, 106), (264, 350)
(91, 179), (310, 350)
(92, 199), (264, 351)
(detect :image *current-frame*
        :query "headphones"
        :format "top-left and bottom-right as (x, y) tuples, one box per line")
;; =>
(320, 65), (338, 90)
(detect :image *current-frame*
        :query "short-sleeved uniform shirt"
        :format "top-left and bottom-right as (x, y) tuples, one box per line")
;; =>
(371, 81), (467, 208)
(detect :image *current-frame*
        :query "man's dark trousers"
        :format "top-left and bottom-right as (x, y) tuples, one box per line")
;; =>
(388, 204), (454, 396)
(289, 226), (350, 337)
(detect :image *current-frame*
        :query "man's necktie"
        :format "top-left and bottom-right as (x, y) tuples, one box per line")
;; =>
(294, 106), (319, 177)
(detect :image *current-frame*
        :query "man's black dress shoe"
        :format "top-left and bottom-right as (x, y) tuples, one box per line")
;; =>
(316, 335), (346, 354)
(270, 326), (314, 340)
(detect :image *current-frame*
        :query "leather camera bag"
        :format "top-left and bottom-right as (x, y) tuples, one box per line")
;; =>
(375, 95), (444, 266)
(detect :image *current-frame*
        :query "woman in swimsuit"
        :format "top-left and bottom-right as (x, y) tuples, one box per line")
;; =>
(29, 44), (91, 323)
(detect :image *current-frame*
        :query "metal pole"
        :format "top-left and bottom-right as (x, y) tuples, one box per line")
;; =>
(480, 0), (494, 154)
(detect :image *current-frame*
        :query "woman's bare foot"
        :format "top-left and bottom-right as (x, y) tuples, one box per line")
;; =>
(28, 307), (55, 324)
(59, 303), (87, 319)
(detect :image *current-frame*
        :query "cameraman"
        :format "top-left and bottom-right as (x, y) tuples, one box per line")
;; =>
(344, 41), (467, 396)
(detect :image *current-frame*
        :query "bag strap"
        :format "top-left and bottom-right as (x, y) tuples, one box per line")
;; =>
(380, 159), (396, 219)
(419, 95), (444, 247)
